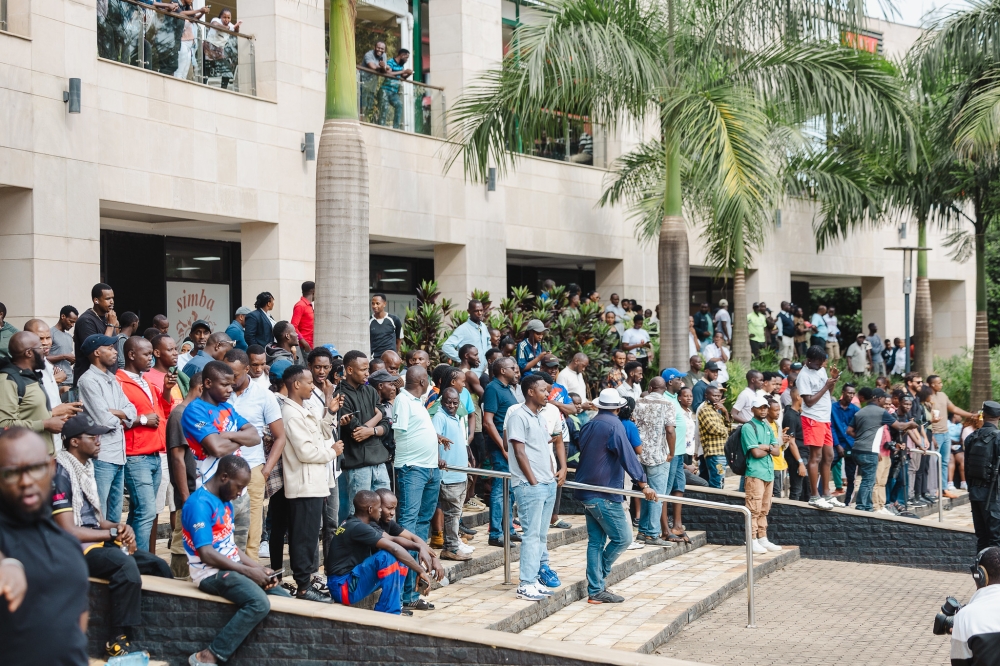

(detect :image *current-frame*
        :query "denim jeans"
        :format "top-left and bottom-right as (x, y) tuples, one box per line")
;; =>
(345, 464), (392, 515)
(488, 448), (515, 541)
(852, 450), (880, 511)
(639, 462), (670, 538)
(512, 482), (557, 586)
(94, 460), (125, 524)
(667, 454), (686, 494)
(934, 433), (950, 488)
(232, 491), (251, 553)
(198, 570), (291, 661)
(395, 464), (441, 604)
(581, 498), (632, 597)
(705, 455), (727, 489)
(123, 454), (162, 551)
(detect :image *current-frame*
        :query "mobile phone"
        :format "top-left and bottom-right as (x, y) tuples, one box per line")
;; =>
(416, 573), (431, 594)
(268, 568), (284, 579)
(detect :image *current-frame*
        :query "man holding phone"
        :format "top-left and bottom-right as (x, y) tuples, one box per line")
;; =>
(796, 345), (841, 510)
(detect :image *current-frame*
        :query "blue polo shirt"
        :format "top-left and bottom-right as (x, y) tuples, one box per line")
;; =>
(482, 378), (518, 451)
(830, 400), (859, 450)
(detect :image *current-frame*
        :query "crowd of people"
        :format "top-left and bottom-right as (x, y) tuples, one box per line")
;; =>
(0, 280), (982, 664)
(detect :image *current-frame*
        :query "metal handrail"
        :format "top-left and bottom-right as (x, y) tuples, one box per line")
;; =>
(116, 0), (254, 39)
(355, 64), (444, 91)
(923, 449), (943, 523)
(444, 464), (757, 628)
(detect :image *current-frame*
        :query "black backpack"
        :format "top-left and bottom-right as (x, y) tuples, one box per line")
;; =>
(725, 424), (746, 476)
(0, 359), (39, 406)
(965, 427), (1000, 486)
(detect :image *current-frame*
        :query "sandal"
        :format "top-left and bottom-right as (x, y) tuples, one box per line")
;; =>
(550, 519), (572, 529)
(671, 530), (692, 544)
(406, 599), (436, 611)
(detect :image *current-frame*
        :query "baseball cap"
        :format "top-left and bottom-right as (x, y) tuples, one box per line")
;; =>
(80, 334), (117, 357)
(269, 358), (294, 383)
(790, 362), (803, 371)
(62, 414), (114, 440)
(191, 320), (212, 333)
(525, 319), (548, 333)
(322, 344), (342, 359)
(660, 368), (684, 383)
(235, 306), (253, 316)
(368, 369), (396, 385)
(872, 388), (887, 399)
(541, 356), (561, 367)
(751, 395), (769, 408)
(704, 361), (721, 372)
(983, 401), (1000, 418)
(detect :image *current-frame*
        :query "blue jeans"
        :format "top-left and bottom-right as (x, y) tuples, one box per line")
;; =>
(94, 460), (125, 524)
(488, 448), (515, 541)
(639, 462), (670, 538)
(328, 549), (408, 614)
(852, 450), (880, 511)
(345, 464), (392, 515)
(581, 498), (632, 597)
(512, 482), (557, 586)
(198, 570), (291, 661)
(667, 454), (686, 494)
(934, 433), (950, 487)
(705, 455), (727, 489)
(395, 464), (441, 604)
(124, 454), (162, 551)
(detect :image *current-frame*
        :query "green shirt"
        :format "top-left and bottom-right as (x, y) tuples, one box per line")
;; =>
(741, 417), (775, 482)
(747, 312), (767, 343)
(664, 390), (686, 455)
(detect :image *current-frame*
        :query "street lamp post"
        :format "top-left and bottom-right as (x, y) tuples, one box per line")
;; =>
(885, 246), (931, 374)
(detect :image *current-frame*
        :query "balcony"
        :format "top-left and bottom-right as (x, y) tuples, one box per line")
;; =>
(357, 66), (445, 138)
(98, 0), (256, 96)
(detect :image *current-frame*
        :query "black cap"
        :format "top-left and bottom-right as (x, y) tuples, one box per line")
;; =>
(983, 401), (1000, 418)
(62, 414), (114, 440)
(190, 320), (212, 333)
(704, 361), (721, 371)
(790, 362), (803, 371)
(541, 356), (561, 368)
(872, 388), (887, 399)
(368, 369), (396, 385)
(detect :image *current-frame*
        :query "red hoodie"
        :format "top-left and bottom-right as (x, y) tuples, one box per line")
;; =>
(116, 370), (173, 456)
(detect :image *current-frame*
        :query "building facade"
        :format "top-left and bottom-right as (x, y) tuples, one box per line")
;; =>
(0, 0), (975, 355)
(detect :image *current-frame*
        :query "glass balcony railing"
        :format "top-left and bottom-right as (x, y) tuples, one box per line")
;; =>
(357, 66), (446, 138)
(520, 115), (606, 169)
(98, 0), (256, 96)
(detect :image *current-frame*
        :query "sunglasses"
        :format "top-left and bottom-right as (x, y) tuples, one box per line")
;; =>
(0, 460), (51, 486)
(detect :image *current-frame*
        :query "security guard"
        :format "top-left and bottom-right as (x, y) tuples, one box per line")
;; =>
(951, 547), (1000, 665)
(965, 402), (1000, 552)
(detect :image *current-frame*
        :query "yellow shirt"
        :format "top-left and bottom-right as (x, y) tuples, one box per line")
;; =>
(768, 420), (788, 470)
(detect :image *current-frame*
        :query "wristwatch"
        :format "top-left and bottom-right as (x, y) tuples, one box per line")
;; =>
(139, 415), (148, 426)
(109, 526), (119, 539)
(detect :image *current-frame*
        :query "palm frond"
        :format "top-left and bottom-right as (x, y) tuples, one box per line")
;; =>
(952, 69), (1000, 160)
(943, 226), (977, 262)
(916, 0), (1000, 81)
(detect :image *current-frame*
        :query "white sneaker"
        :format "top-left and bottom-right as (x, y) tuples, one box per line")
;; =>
(752, 539), (767, 554)
(809, 496), (834, 510)
(961, 481), (969, 490)
(825, 496), (846, 508)
(875, 507), (894, 515)
(258, 541), (270, 558)
(947, 482), (958, 491)
(457, 543), (475, 555)
(627, 539), (645, 550)
(516, 584), (545, 601)
(532, 582), (553, 596)
(757, 537), (782, 552)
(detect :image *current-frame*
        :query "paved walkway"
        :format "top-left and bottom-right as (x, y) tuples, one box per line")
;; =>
(657, 558), (975, 666)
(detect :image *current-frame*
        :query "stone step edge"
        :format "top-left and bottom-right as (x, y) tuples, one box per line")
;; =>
(638, 546), (801, 655)
(911, 491), (970, 518)
(487, 532), (709, 635)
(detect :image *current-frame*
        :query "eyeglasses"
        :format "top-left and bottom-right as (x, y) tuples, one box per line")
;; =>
(0, 460), (51, 486)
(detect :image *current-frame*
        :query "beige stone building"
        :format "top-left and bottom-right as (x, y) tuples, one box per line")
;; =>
(0, 0), (975, 356)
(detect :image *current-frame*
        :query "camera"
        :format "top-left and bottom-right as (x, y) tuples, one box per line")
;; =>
(933, 597), (962, 635)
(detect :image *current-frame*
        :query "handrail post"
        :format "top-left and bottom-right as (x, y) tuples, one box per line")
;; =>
(502, 477), (512, 585)
(743, 506), (755, 628)
(926, 449), (943, 523)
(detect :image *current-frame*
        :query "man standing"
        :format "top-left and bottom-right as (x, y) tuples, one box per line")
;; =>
(845, 333), (871, 376)
(830, 384), (859, 506)
(617, 361), (644, 403)
(304, 347), (346, 537)
(743, 396), (782, 554)
(809, 306), (829, 350)
(392, 366), (442, 611)
(226, 306), (254, 351)
(280, 364), (340, 601)
(824, 307), (841, 360)
(621, 314), (652, 368)
(660, 369), (690, 541)
(267, 322), (304, 366)
(692, 303), (713, 344)
(682, 355), (703, 390)
(575, 389), (656, 604)
(117, 337), (174, 552)
(291, 281), (316, 350)
(797, 346), (841, 509)
(928, 374), (973, 497)
(633, 377), (675, 546)
(0, 428), (90, 665)
(225, 349), (283, 560)
(378, 48), (414, 129)
(370, 293), (403, 359)
(516, 319), (550, 374)
(846, 387), (914, 512)
(74, 283), (120, 383)
(965, 402), (1000, 551)
(557, 353), (592, 406)
(698, 386), (730, 488)
(181, 326), (233, 377)
(602, 349), (628, 391)
(732, 369), (765, 424)
(49, 305), (79, 388)
(22, 321), (67, 435)
(78, 334), (137, 521)
(482, 357), (519, 547)
(0, 302), (17, 360)
(166, 371), (202, 578)
(147, 335), (183, 406)
(714, 299), (731, 342)
(442, 299), (491, 374)
(867, 323), (886, 377)
(248, 345), (270, 387)
(244, 292), (275, 349)
(777, 302), (796, 361)
(338, 350), (392, 509)
(152, 315), (170, 336)
(507, 373), (565, 600)
(113, 313), (140, 371)
(691, 361), (720, 413)
(604, 293), (626, 336)
(747, 303), (767, 357)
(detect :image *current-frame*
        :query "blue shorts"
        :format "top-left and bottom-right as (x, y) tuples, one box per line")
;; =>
(667, 454), (686, 494)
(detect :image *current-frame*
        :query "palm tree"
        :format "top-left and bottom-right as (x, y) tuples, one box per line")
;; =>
(315, 0), (371, 353)
(448, 0), (910, 368)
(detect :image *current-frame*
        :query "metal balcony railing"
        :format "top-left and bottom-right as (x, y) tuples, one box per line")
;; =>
(356, 66), (446, 138)
(444, 464), (758, 628)
(98, 0), (256, 96)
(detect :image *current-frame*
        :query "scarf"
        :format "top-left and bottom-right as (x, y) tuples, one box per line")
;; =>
(56, 450), (103, 526)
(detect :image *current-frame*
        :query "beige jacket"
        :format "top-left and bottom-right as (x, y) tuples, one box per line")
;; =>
(280, 397), (337, 499)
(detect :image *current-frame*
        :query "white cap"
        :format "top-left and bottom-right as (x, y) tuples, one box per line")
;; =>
(596, 388), (628, 409)
(719, 299), (728, 307)
(751, 395), (769, 408)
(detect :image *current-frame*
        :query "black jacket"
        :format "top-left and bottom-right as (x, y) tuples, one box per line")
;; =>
(244, 309), (274, 349)
(72, 308), (108, 385)
(336, 380), (390, 469)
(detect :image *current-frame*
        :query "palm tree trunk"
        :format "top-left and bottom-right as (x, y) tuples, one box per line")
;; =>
(971, 214), (992, 409)
(914, 216), (933, 378)
(731, 232), (752, 364)
(315, 0), (371, 354)
(658, 128), (690, 371)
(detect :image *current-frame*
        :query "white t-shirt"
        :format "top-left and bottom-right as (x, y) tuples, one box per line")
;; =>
(556, 367), (588, 400)
(621, 327), (651, 358)
(797, 366), (831, 422)
(617, 381), (642, 403)
(823, 314), (839, 341)
(229, 380), (282, 467)
(845, 341), (870, 373)
(733, 387), (759, 422)
(701, 343), (729, 384)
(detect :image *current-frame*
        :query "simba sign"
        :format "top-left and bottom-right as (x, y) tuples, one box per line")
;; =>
(166, 282), (231, 340)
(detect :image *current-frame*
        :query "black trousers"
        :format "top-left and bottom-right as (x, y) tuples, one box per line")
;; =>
(86, 544), (172, 630)
(287, 496), (325, 589)
(971, 499), (1000, 552)
(267, 488), (290, 573)
(844, 453), (858, 506)
(914, 454), (930, 498)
